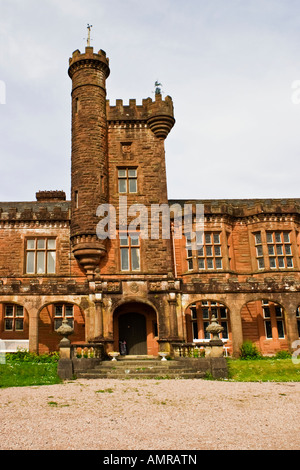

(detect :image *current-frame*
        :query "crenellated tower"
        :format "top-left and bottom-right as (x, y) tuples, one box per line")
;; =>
(68, 46), (110, 279)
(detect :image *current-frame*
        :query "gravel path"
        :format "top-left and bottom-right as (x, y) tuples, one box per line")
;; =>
(1, 378), (299, 450)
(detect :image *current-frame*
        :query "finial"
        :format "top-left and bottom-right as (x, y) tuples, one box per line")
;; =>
(86, 24), (93, 46)
(154, 80), (162, 95)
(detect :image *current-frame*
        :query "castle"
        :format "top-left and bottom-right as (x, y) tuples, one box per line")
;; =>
(0, 44), (299, 359)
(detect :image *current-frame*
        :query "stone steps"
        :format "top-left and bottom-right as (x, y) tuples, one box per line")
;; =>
(75, 357), (208, 380)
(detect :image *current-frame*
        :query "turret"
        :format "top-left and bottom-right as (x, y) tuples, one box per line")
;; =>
(68, 46), (110, 279)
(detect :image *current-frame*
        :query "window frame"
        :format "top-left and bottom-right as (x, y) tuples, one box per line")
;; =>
(25, 237), (56, 275)
(4, 304), (24, 331)
(118, 168), (137, 194)
(119, 232), (141, 272)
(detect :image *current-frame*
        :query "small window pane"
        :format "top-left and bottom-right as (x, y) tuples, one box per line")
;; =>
(256, 246), (263, 257)
(277, 320), (285, 338)
(214, 246), (221, 256)
(285, 245), (292, 255)
(27, 239), (35, 249)
(16, 306), (24, 317)
(131, 248), (140, 271)
(269, 258), (276, 268)
(55, 305), (63, 317)
(47, 239), (56, 249)
(5, 319), (13, 330)
(268, 245), (275, 255)
(283, 232), (290, 243)
(5, 305), (14, 317)
(15, 319), (24, 331)
(205, 233), (211, 244)
(221, 322), (228, 339)
(130, 235), (139, 246)
(275, 306), (282, 317)
(26, 252), (35, 274)
(265, 320), (272, 339)
(47, 251), (56, 274)
(65, 305), (73, 317)
(258, 258), (265, 269)
(207, 259), (214, 269)
(220, 307), (227, 319)
(287, 257), (293, 268)
(263, 307), (271, 318)
(198, 259), (205, 270)
(266, 233), (273, 243)
(204, 321), (210, 339)
(206, 246), (212, 257)
(118, 179), (127, 193)
(54, 319), (62, 330)
(37, 251), (45, 274)
(120, 236), (129, 246)
(215, 258), (222, 269)
(128, 169), (137, 177)
(37, 239), (45, 249)
(275, 232), (281, 243)
(121, 248), (129, 270)
(276, 245), (283, 255)
(188, 259), (194, 270)
(255, 233), (262, 244)
(213, 233), (220, 244)
(118, 169), (126, 177)
(129, 178), (137, 193)
(197, 247), (204, 256)
(278, 257), (285, 268)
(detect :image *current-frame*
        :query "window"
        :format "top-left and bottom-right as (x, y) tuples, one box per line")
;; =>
(4, 304), (24, 331)
(26, 238), (56, 274)
(189, 301), (229, 341)
(186, 232), (223, 271)
(118, 168), (137, 194)
(120, 233), (140, 271)
(54, 304), (74, 331)
(262, 300), (285, 339)
(254, 232), (265, 269)
(266, 232), (293, 269)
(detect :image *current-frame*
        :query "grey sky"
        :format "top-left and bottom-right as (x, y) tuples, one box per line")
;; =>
(1, 0), (300, 201)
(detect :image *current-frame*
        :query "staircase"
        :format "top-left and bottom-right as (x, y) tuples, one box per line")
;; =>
(75, 356), (209, 380)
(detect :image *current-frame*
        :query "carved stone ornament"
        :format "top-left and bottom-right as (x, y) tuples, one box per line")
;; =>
(56, 318), (74, 338)
(205, 315), (224, 341)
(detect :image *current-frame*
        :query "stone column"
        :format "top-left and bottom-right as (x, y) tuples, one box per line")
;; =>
(94, 294), (104, 339)
(28, 309), (39, 353)
(229, 302), (244, 357)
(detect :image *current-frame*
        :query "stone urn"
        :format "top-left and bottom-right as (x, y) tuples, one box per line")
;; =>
(159, 352), (168, 361)
(56, 318), (74, 347)
(206, 315), (224, 340)
(205, 315), (224, 357)
(109, 351), (120, 361)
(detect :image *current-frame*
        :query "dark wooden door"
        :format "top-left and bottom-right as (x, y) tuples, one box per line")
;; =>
(118, 312), (147, 355)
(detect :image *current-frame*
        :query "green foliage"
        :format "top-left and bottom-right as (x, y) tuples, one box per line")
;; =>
(274, 350), (292, 359)
(239, 341), (262, 360)
(0, 363), (61, 388)
(227, 358), (300, 382)
(6, 349), (59, 364)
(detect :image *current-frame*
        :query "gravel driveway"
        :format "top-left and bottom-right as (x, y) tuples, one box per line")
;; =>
(1, 378), (299, 450)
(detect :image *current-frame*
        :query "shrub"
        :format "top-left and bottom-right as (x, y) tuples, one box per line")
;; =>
(6, 349), (59, 364)
(274, 350), (292, 359)
(240, 341), (262, 360)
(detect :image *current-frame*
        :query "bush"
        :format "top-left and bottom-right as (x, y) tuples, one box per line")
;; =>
(6, 349), (59, 364)
(240, 341), (262, 360)
(274, 350), (292, 359)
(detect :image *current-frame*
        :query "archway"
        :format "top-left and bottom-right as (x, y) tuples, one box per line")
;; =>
(113, 301), (158, 356)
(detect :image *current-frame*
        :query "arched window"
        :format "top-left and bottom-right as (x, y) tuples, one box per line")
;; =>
(4, 304), (24, 331)
(189, 301), (229, 342)
(53, 304), (74, 331)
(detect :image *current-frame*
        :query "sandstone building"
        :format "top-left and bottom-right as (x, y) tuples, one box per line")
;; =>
(0, 45), (299, 358)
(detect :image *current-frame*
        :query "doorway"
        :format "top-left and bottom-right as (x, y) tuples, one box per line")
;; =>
(118, 312), (147, 355)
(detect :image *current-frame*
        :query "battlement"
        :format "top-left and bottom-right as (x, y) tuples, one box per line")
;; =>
(107, 93), (175, 139)
(68, 46), (110, 79)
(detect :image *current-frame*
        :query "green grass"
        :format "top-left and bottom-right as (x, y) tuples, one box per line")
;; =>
(0, 362), (62, 388)
(227, 358), (300, 382)
(0, 351), (62, 388)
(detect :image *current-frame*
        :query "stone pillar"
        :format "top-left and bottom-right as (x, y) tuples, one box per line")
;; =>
(94, 295), (104, 339)
(284, 305), (299, 351)
(229, 303), (244, 357)
(28, 309), (39, 353)
(168, 293), (179, 339)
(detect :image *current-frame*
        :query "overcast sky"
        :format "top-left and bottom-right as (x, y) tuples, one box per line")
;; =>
(1, 0), (300, 202)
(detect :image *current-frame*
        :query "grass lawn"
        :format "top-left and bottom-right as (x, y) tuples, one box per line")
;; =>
(227, 358), (300, 382)
(0, 362), (62, 388)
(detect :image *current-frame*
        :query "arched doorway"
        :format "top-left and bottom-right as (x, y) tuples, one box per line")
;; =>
(119, 312), (147, 355)
(113, 301), (158, 356)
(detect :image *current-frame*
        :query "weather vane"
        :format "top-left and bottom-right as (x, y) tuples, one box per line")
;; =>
(86, 24), (93, 46)
(154, 81), (162, 95)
